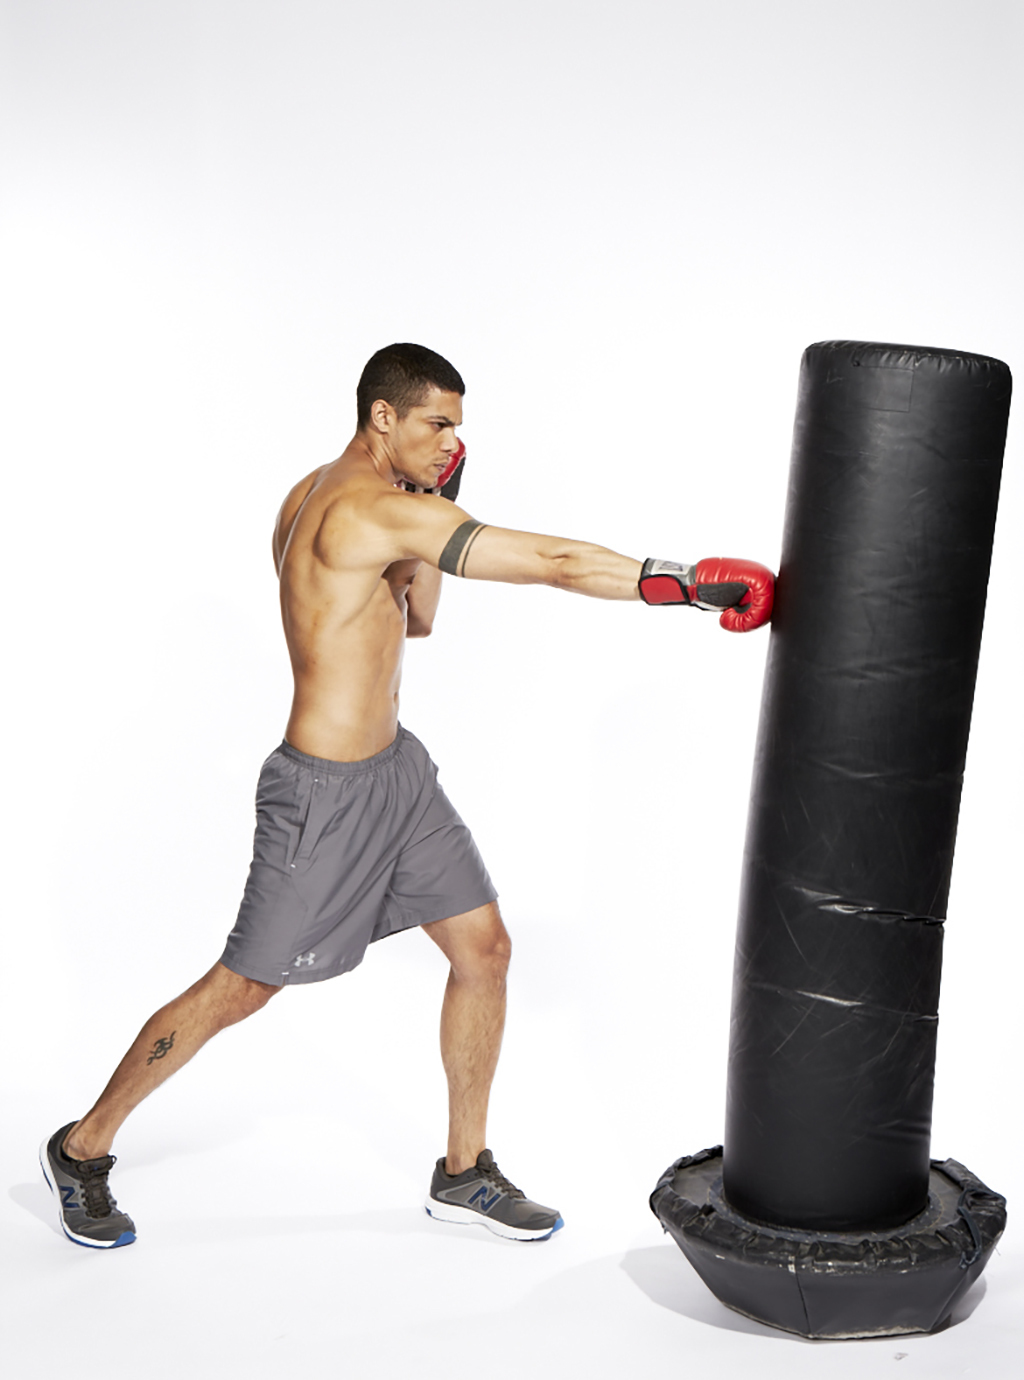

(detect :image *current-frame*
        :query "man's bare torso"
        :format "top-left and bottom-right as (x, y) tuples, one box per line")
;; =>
(273, 444), (434, 762)
(270, 384), (644, 764)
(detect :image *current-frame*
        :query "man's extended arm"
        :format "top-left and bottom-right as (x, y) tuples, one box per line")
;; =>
(376, 491), (773, 628)
(380, 492), (642, 600)
(442, 520), (643, 599)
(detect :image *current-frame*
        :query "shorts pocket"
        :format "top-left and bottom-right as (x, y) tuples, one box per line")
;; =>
(293, 774), (327, 863)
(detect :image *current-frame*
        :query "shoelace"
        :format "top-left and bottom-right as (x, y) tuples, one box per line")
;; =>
(77, 1156), (118, 1219)
(484, 1159), (526, 1201)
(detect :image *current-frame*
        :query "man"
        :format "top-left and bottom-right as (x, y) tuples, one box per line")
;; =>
(41, 343), (773, 1250)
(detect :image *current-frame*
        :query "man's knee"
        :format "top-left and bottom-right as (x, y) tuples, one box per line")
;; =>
(424, 903), (511, 983)
(461, 913), (512, 985)
(207, 963), (281, 1024)
(236, 973), (282, 1014)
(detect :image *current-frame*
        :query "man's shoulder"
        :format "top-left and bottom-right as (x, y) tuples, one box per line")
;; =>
(275, 453), (466, 574)
(276, 458), (379, 534)
(280, 463), (419, 571)
(280, 465), (327, 519)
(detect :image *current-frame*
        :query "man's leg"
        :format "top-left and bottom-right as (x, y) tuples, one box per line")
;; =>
(64, 961), (280, 1159)
(421, 902), (563, 1241)
(422, 901), (510, 1175)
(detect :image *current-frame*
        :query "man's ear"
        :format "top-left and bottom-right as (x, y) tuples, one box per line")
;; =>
(369, 398), (396, 434)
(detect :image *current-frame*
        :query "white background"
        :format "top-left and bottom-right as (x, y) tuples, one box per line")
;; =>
(2, 1), (1021, 1376)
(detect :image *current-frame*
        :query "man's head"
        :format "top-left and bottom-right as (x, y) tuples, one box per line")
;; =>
(358, 343), (465, 489)
(356, 343), (464, 430)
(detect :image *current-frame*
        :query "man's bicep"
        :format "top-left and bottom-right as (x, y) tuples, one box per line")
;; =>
(443, 523), (554, 584)
(379, 492), (555, 584)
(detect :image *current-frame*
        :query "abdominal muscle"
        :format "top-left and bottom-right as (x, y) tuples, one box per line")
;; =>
(277, 502), (414, 762)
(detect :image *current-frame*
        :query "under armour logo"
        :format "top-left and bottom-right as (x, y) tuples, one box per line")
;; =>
(293, 952), (316, 967)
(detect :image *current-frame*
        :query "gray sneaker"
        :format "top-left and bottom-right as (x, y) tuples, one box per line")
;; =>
(40, 1122), (136, 1249)
(425, 1149), (563, 1241)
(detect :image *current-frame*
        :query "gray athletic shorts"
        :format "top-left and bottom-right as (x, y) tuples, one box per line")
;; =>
(220, 728), (497, 986)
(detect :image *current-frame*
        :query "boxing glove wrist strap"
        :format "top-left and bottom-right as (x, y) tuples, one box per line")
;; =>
(638, 557), (748, 610)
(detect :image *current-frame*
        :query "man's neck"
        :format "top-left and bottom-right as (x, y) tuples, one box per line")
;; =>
(346, 431), (399, 486)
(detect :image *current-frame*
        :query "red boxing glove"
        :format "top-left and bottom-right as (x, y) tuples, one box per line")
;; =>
(638, 556), (775, 632)
(401, 439), (465, 499)
(435, 438), (465, 496)
(696, 556), (774, 631)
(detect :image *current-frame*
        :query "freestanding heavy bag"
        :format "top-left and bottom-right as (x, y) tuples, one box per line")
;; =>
(651, 341), (1010, 1339)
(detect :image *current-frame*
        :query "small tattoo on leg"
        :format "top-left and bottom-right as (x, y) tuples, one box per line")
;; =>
(146, 1031), (177, 1064)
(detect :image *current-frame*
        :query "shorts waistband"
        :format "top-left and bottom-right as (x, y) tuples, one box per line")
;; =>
(277, 728), (407, 777)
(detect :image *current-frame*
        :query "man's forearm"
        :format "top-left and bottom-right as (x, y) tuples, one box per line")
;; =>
(542, 538), (643, 600)
(406, 561), (444, 636)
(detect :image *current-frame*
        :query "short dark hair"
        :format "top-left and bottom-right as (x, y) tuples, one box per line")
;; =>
(356, 343), (465, 429)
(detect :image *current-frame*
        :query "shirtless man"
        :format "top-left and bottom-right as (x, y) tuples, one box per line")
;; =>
(41, 343), (774, 1250)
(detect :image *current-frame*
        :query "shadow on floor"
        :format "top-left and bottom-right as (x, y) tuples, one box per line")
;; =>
(11, 1179), (526, 1249)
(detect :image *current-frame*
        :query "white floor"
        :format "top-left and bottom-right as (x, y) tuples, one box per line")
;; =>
(5, 915), (1022, 1380)
(5, 1095), (1021, 1380)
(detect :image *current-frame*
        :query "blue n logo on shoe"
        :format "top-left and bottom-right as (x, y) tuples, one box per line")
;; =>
(469, 1185), (501, 1212)
(60, 1184), (78, 1209)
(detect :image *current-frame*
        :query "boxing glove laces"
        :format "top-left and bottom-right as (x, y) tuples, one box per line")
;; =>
(639, 556), (775, 632)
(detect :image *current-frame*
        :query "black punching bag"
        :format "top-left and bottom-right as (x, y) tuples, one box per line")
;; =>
(651, 341), (1010, 1339)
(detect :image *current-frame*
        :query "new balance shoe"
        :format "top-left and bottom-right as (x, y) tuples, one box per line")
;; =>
(425, 1149), (563, 1241)
(40, 1123), (136, 1249)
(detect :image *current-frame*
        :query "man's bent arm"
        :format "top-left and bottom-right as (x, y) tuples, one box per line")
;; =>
(406, 562), (443, 636)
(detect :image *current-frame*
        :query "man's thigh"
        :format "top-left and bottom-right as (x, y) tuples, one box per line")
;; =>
(381, 777), (498, 938)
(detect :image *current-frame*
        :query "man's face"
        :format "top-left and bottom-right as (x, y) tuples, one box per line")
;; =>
(389, 388), (463, 488)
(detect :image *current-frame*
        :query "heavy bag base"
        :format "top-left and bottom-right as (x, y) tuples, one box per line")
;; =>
(650, 1147), (1006, 1339)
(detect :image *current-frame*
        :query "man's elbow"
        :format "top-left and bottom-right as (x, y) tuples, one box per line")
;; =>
(406, 618), (433, 639)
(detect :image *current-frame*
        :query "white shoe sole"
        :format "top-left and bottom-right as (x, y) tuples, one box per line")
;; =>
(424, 1196), (563, 1241)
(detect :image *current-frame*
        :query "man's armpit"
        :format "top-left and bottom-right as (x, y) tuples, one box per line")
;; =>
(438, 520), (489, 577)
